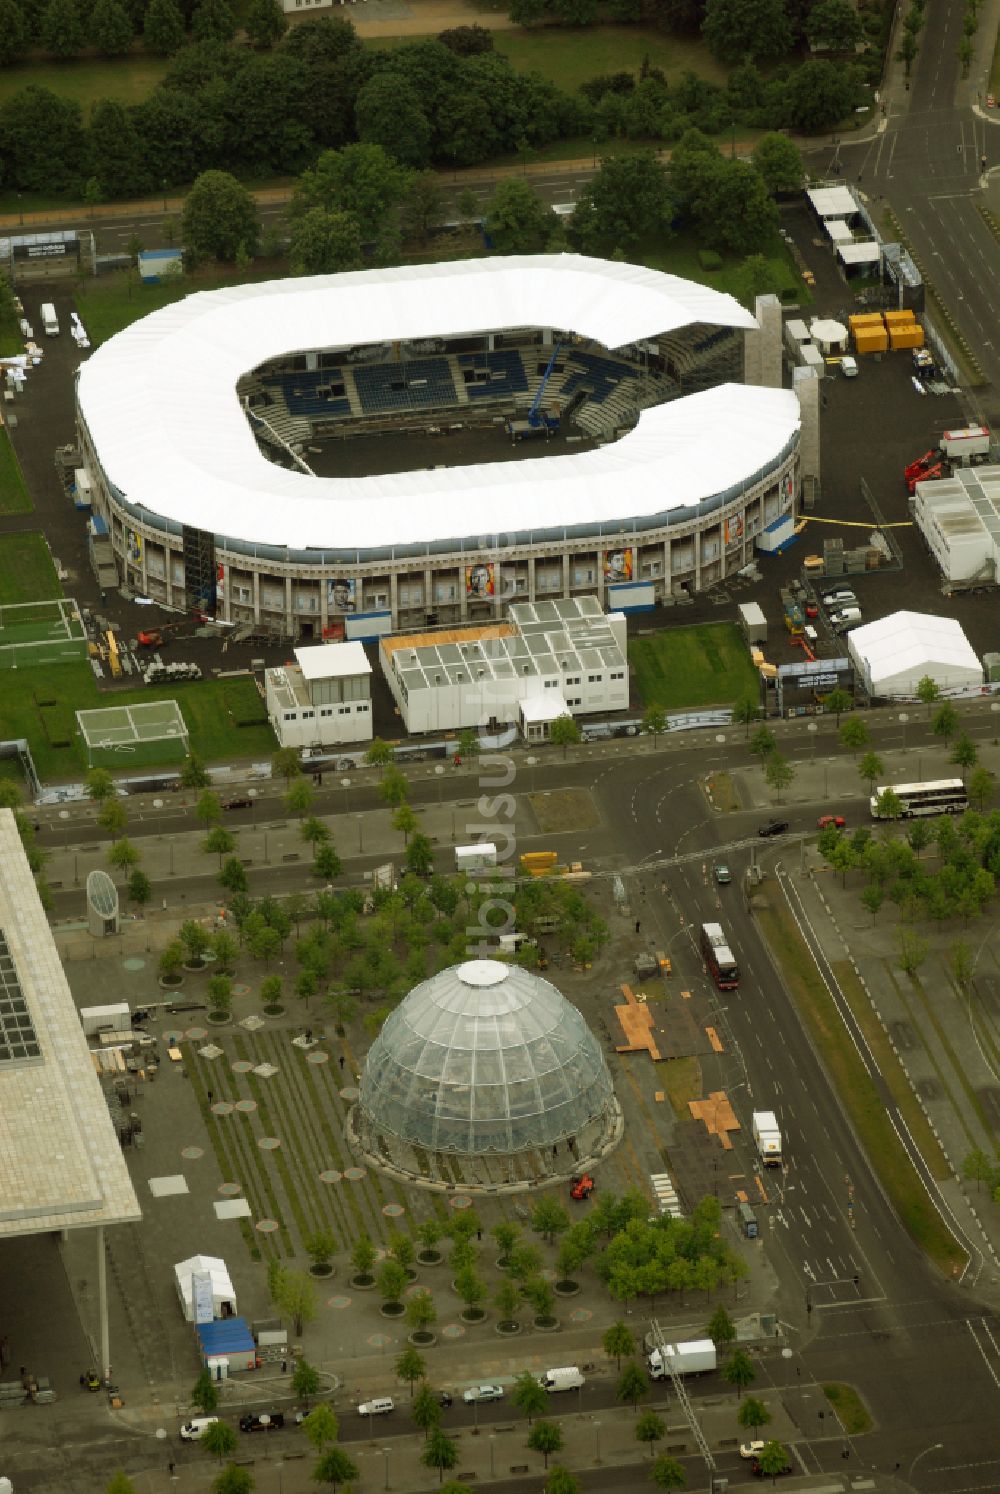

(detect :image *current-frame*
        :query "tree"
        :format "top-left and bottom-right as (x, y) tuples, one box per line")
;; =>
(0, 0), (28, 64)
(285, 778), (315, 819)
(492, 1220), (520, 1265)
(191, 0), (234, 41)
(356, 72), (431, 168)
(108, 837), (141, 880)
(192, 1367), (220, 1414)
(839, 715), (869, 756)
(969, 766), (996, 811)
(401, 171), (444, 243)
(351, 1234), (377, 1282)
(211, 1467), (254, 1494)
(183, 170), (258, 262)
(723, 1347), (755, 1398)
(858, 751), (885, 794)
(422, 1427), (460, 1484)
(180, 752), (211, 788)
(272, 746), (301, 783)
(455, 1264), (488, 1318)
(897, 929), (928, 975)
(220, 857), (248, 894)
(99, 798), (128, 839)
(292, 143), (413, 244)
(196, 788), (223, 828)
(550, 714), (581, 758)
(377, 1258), (408, 1311)
(749, 725), (776, 760)
(737, 1395), (772, 1437)
(494, 1278), (521, 1328)
(273, 1268), (317, 1335)
(292, 1358), (322, 1404)
(763, 753), (794, 797)
(107, 1474), (137, 1494)
(90, 0), (132, 53)
(304, 1227), (336, 1273)
(616, 1361), (650, 1410)
(951, 733), (978, 781)
(732, 696), (761, 738)
(805, 0), (862, 50)
(143, 0), (185, 54)
(86, 767), (116, 801)
(635, 1409), (665, 1456)
(486, 178), (557, 253)
(513, 1370), (548, 1423)
(314, 843), (342, 880)
(963, 1145), (997, 1192)
(41, 0), (83, 56)
(159, 942), (184, 982)
(201, 1420), (238, 1462)
(178, 918), (210, 964)
(750, 133), (804, 195)
(528, 1420), (563, 1468)
(706, 1305), (736, 1347)
(313, 1446), (359, 1491)
(127, 868), (152, 908)
(603, 1321), (635, 1369)
(524, 1274), (557, 1325)
(396, 1346), (427, 1394)
(643, 706), (667, 744)
(702, 0), (791, 62)
(571, 151), (675, 254)
(207, 973), (232, 1018)
(932, 701), (959, 744)
(412, 1380), (444, 1438)
(860, 883), (884, 925)
(204, 826), (236, 868)
(245, 0), (285, 46)
(917, 675), (941, 714)
(289, 208), (364, 275)
(405, 832), (434, 878)
(823, 688), (853, 723)
(379, 766), (409, 807)
(874, 788), (902, 824)
(300, 815), (330, 850)
(531, 1196), (570, 1245)
(393, 802), (419, 846)
(301, 1403), (339, 1451)
(756, 1440), (792, 1480)
(405, 1289), (437, 1337)
(650, 1454), (687, 1489)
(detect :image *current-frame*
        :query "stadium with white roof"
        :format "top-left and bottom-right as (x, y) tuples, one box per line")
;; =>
(75, 254), (802, 638)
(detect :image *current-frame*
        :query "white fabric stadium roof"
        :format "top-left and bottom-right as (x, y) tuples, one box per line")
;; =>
(77, 255), (798, 554)
(848, 610), (983, 695)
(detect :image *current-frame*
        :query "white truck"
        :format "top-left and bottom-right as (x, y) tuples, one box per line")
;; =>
(752, 1109), (782, 1167)
(40, 302), (59, 336)
(940, 425), (990, 463)
(455, 842), (497, 873)
(647, 1339), (717, 1380)
(540, 1366), (585, 1392)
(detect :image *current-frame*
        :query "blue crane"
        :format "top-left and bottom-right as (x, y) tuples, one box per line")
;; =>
(527, 341), (563, 429)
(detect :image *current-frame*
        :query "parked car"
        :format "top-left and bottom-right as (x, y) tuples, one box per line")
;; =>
(829, 606), (863, 632)
(358, 1398), (394, 1417)
(758, 819), (789, 838)
(223, 796), (253, 811)
(180, 1417), (219, 1441)
(240, 1412), (284, 1433)
(713, 862), (732, 885)
(740, 1440), (766, 1460)
(437, 1392), (453, 1408)
(817, 814), (846, 830)
(463, 1384), (504, 1404)
(821, 588), (858, 607)
(804, 602), (819, 618)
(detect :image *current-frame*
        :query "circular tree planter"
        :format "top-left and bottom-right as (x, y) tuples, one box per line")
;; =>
(380, 1302), (405, 1319)
(158, 975), (184, 991)
(408, 1331), (437, 1348)
(460, 1308), (488, 1325)
(309, 1264), (335, 1279)
(554, 1280), (581, 1297)
(495, 1320), (521, 1338)
(207, 1011), (230, 1026)
(533, 1316), (560, 1332)
(350, 1274), (376, 1291)
(182, 960), (207, 974)
(417, 1250), (442, 1267)
(263, 1004), (285, 1017)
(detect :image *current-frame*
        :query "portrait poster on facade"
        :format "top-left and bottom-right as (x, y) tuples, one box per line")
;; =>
(465, 563), (495, 598)
(326, 578), (357, 613)
(603, 548), (633, 582)
(126, 529), (143, 565)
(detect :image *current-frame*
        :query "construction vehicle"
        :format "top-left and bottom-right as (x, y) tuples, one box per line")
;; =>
(904, 449), (944, 496)
(570, 1174), (595, 1201)
(912, 348), (937, 380)
(505, 342), (563, 442)
(779, 588), (804, 636)
(137, 621), (188, 648)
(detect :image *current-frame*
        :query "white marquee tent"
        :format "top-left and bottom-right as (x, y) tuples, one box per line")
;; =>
(848, 610), (983, 698)
(175, 1254), (236, 1322)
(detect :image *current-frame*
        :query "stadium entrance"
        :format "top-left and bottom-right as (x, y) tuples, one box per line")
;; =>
(0, 229), (95, 285)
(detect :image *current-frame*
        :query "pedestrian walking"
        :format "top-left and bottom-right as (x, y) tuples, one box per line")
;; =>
(339, 1055), (345, 1070)
(634, 919), (641, 934)
(207, 1090), (213, 1105)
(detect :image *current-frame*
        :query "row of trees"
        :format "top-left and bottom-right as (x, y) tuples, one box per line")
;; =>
(0, 11), (849, 200)
(0, 0), (286, 64)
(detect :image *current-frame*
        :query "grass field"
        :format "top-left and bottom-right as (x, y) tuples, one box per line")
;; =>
(822, 1382), (873, 1435)
(0, 54), (171, 115)
(630, 622), (757, 711)
(0, 662), (275, 779)
(0, 432), (33, 517)
(646, 230), (809, 308)
(0, 533), (60, 603)
(756, 889), (967, 1277)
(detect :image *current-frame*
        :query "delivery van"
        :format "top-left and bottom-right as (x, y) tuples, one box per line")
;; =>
(540, 1366), (585, 1392)
(41, 303), (59, 336)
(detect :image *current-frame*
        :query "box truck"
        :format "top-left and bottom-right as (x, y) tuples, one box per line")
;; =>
(647, 1339), (717, 1379)
(41, 303), (59, 336)
(455, 843), (497, 873)
(752, 1110), (782, 1166)
(540, 1366), (585, 1392)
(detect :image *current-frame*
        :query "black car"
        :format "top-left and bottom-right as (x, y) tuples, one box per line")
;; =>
(437, 1392), (453, 1408)
(223, 797), (253, 811)
(240, 1412), (284, 1432)
(758, 819), (789, 838)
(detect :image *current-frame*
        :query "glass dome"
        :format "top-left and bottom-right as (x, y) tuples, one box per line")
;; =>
(357, 959), (615, 1156)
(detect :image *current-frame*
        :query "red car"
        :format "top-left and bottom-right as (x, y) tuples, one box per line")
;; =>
(570, 1174), (595, 1201)
(817, 814), (846, 830)
(804, 602), (819, 618)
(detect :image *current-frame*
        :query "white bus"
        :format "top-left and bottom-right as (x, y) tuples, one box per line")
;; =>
(869, 778), (968, 819)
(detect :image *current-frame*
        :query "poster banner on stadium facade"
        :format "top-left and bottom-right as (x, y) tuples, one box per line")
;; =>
(466, 563), (495, 598)
(326, 578), (357, 613)
(724, 515), (744, 544)
(126, 529), (143, 565)
(783, 472), (794, 504)
(603, 547), (633, 582)
(216, 562), (225, 603)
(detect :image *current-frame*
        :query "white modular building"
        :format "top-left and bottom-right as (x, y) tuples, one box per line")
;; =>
(847, 610), (983, 698)
(265, 641), (373, 750)
(913, 467), (1000, 584)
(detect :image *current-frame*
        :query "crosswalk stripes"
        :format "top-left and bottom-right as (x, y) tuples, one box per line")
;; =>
(650, 1171), (684, 1219)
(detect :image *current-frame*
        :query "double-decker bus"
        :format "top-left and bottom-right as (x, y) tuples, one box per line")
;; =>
(869, 778), (968, 820)
(700, 921), (739, 990)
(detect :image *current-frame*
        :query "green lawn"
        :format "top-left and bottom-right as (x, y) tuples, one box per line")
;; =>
(0, 431), (33, 517)
(645, 230), (810, 309)
(0, 54), (171, 115)
(631, 623), (757, 711)
(822, 1383), (873, 1436)
(0, 533), (60, 602)
(0, 662), (275, 779)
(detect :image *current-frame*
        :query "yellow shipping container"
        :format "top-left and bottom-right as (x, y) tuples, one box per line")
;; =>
(884, 309), (916, 326)
(889, 326), (925, 349)
(848, 312), (885, 330)
(854, 330), (888, 353)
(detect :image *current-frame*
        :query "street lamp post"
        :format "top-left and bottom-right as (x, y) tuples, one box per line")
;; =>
(356, 814), (364, 853)
(489, 1434), (496, 1476)
(593, 1419), (601, 1464)
(899, 710), (909, 751)
(907, 1442), (943, 1485)
(340, 776), (351, 818)
(383, 1446), (391, 1490)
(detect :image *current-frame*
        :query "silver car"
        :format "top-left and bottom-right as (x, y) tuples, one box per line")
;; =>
(463, 1384), (504, 1403)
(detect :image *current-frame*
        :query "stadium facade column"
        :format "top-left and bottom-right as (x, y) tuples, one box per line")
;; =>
(389, 572), (398, 625)
(662, 538), (672, 603)
(423, 568), (433, 621)
(253, 570), (261, 625)
(284, 575), (293, 634)
(792, 366), (820, 492)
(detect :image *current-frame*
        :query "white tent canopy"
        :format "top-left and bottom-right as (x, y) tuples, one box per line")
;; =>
(848, 610), (983, 697)
(75, 256), (800, 555)
(175, 1254), (236, 1321)
(807, 186), (857, 219)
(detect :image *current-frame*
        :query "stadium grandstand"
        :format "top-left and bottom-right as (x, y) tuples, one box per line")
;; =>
(75, 255), (804, 640)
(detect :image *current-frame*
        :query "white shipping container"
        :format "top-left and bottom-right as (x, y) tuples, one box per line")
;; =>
(455, 843), (497, 872)
(81, 1002), (130, 1037)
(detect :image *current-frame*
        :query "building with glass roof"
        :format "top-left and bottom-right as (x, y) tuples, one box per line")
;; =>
(353, 958), (621, 1188)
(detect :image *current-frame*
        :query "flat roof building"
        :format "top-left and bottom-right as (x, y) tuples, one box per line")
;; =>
(265, 641), (373, 751)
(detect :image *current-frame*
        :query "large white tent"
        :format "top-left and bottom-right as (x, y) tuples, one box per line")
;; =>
(75, 255), (801, 554)
(848, 610), (983, 698)
(174, 1254), (236, 1322)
